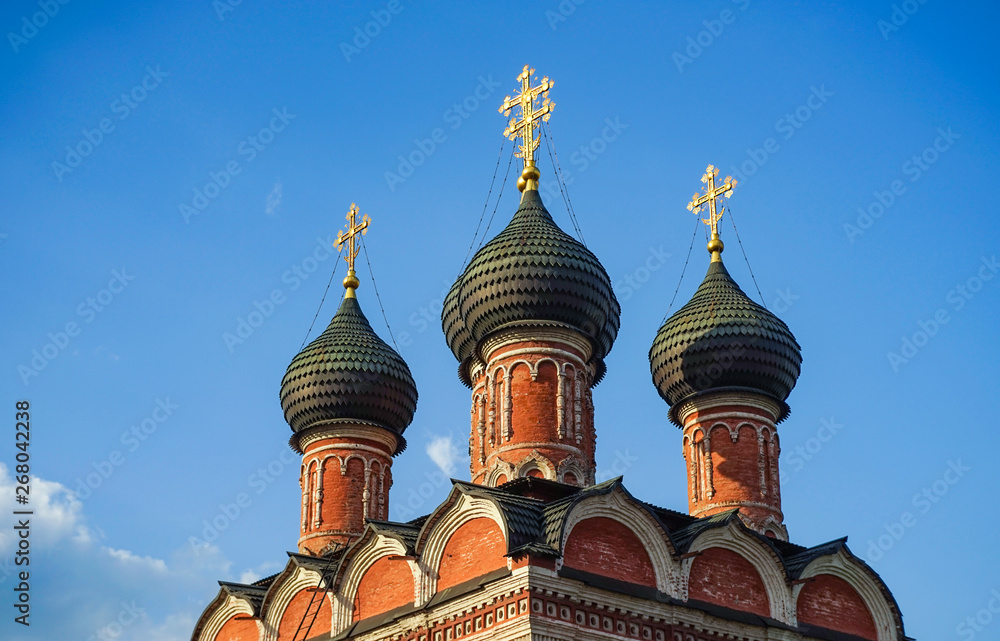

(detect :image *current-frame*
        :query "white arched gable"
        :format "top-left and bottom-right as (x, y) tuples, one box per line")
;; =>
(484, 460), (514, 486)
(261, 563), (329, 640)
(682, 522), (795, 624)
(197, 594), (262, 641)
(515, 450), (556, 479)
(559, 488), (680, 597)
(333, 533), (418, 631)
(794, 548), (899, 641)
(417, 492), (507, 604)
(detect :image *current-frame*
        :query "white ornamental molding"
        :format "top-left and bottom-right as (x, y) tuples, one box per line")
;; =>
(334, 534), (418, 633)
(261, 563), (329, 641)
(417, 492), (507, 605)
(680, 522), (795, 624)
(558, 487), (680, 597)
(197, 594), (263, 641)
(794, 548), (900, 641)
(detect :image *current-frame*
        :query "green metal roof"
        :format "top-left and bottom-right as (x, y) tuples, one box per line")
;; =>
(649, 259), (801, 421)
(442, 189), (620, 385)
(280, 295), (417, 439)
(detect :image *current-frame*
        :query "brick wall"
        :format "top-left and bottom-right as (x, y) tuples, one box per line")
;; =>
(562, 516), (657, 587)
(214, 615), (259, 641)
(353, 556), (415, 622)
(298, 436), (393, 553)
(277, 588), (331, 640)
(437, 517), (507, 590)
(470, 335), (596, 486)
(796, 574), (877, 640)
(687, 547), (770, 617)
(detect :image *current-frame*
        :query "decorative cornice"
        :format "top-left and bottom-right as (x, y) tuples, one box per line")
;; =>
(297, 424), (399, 455)
(481, 326), (592, 366)
(675, 390), (782, 427)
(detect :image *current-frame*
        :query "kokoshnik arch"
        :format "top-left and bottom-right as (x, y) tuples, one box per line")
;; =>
(192, 64), (911, 641)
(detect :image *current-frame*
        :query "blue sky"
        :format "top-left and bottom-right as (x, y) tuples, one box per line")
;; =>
(1, 1), (998, 639)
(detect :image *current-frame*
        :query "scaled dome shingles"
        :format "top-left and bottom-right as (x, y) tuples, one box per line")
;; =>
(442, 190), (621, 381)
(280, 296), (418, 438)
(649, 260), (802, 418)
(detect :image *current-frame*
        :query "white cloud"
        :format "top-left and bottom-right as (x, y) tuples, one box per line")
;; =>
(265, 180), (283, 215)
(426, 434), (460, 476)
(0, 464), (252, 641)
(238, 560), (283, 585)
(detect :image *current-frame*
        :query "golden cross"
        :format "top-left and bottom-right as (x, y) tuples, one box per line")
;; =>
(688, 165), (737, 236)
(335, 203), (370, 294)
(500, 65), (554, 170)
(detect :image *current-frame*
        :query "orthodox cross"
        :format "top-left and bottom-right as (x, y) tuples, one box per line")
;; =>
(500, 65), (555, 168)
(336, 203), (370, 294)
(688, 165), (737, 238)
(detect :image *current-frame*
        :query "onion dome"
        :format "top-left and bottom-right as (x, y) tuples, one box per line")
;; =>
(649, 258), (801, 423)
(442, 189), (621, 385)
(280, 295), (417, 449)
(280, 203), (417, 451)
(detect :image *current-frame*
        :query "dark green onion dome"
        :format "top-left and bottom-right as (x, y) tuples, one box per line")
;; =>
(442, 279), (476, 374)
(280, 295), (417, 448)
(442, 189), (621, 385)
(649, 259), (801, 422)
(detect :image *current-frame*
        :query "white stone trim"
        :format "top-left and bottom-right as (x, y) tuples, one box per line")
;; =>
(261, 564), (328, 641)
(334, 534), (418, 633)
(514, 450), (556, 480)
(560, 488), (680, 597)
(298, 425), (398, 453)
(197, 594), (262, 641)
(794, 548), (899, 641)
(681, 522), (795, 624)
(480, 327), (592, 365)
(418, 493), (508, 604)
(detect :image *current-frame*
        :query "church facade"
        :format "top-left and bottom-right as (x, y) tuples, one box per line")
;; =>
(191, 66), (910, 641)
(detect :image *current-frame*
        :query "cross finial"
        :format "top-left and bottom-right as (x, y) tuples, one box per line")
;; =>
(335, 203), (371, 298)
(687, 165), (737, 262)
(499, 64), (554, 192)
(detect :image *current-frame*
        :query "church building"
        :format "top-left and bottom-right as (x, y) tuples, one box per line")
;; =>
(192, 65), (911, 641)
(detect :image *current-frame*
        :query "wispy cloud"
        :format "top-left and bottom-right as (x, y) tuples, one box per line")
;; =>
(0, 464), (242, 641)
(426, 434), (460, 477)
(265, 180), (283, 215)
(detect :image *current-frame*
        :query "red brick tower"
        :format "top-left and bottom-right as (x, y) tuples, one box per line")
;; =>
(441, 66), (620, 487)
(649, 166), (802, 539)
(279, 206), (417, 554)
